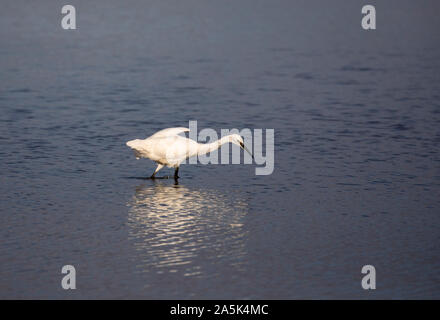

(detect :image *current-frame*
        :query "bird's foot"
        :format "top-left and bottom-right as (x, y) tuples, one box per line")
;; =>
(148, 175), (170, 179)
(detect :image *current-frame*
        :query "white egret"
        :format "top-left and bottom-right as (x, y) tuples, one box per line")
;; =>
(126, 127), (253, 179)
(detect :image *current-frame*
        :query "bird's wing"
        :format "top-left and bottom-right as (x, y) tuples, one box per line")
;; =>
(147, 135), (198, 166)
(149, 127), (190, 138)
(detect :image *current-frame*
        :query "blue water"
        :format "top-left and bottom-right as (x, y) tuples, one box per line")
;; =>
(1, 0), (439, 299)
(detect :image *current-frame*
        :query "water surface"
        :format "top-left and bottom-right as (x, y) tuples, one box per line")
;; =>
(0, 0), (439, 298)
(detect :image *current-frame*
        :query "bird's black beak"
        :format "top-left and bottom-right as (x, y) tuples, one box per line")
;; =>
(239, 142), (254, 160)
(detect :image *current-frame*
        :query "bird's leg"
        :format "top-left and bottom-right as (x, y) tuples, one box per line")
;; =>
(174, 166), (180, 179)
(151, 164), (164, 179)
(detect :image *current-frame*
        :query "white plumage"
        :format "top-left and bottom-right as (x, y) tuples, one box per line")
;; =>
(126, 127), (252, 179)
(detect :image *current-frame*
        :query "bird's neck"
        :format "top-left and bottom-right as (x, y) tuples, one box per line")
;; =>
(197, 136), (230, 156)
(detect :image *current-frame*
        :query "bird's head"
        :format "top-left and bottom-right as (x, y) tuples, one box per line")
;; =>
(126, 139), (140, 148)
(229, 134), (254, 160)
(126, 139), (144, 159)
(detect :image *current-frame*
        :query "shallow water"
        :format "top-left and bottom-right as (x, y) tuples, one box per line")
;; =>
(1, 0), (440, 299)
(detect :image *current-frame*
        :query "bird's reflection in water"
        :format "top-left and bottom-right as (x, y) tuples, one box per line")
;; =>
(127, 181), (248, 278)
